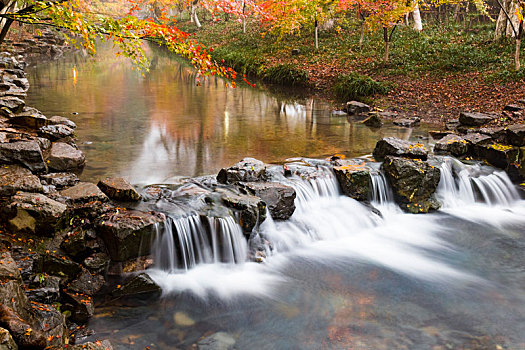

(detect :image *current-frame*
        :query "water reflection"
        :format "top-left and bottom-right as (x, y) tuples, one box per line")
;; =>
(27, 44), (429, 183)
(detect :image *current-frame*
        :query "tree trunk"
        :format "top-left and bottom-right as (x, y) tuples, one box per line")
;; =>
(516, 38), (521, 70)
(383, 27), (390, 63)
(506, 0), (520, 37)
(453, 3), (461, 22)
(359, 21), (366, 49)
(315, 18), (319, 49)
(413, 5), (423, 31)
(494, 0), (510, 40)
(242, 0), (246, 33)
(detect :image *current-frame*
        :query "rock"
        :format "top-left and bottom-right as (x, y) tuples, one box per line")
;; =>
(506, 123), (525, 146)
(26, 275), (61, 304)
(216, 189), (266, 233)
(373, 137), (428, 160)
(393, 117), (420, 128)
(433, 134), (469, 157)
(362, 114), (383, 128)
(46, 142), (85, 171)
(291, 49), (300, 56)
(30, 303), (67, 349)
(0, 165), (43, 196)
(0, 97), (24, 113)
(38, 124), (74, 140)
(429, 130), (455, 140)
(458, 112), (495, 126)
(0, 252), (22, 282)
(8, 107), (46, 129)
(33, 253), (82, 281)
(97, 177), (141, 201)
(69, 269), (104, 296)
(36, 137), (51, 151)
(96, 210), (165, 261)
(40, 172), (79, 188)
(68, 340), (114, 350)
(112, 273), (161, 300)
(0, 327), (17, 350)
(197, 332), (236, 350)
(382, 156), (441, 213)
(61, 291), (94, 323)
(7, 192), (67, 236)
(61, 229), (97, 260)
(83, 253), (110, 274)
(476, 143), (519, 169)
(506, 146), (525, 183)
(462, 132), (493, 153)
(0, 141), (46, 173)
(217, 158), (267, 184)
(479, 126), (508, 143)
(240, 182), (296, 220)
(333, 164), (371, 201)
(346, 101), (371, 115)
(60, 182), (108, 203)
(48, 115), (76, 129)
(503, 104), (524, 112)
(445, 119), (460, 131)
(0, 304), (46, 349)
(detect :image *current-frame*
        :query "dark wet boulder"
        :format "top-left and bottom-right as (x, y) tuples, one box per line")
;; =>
(0, 327), (17, 350)
(96, 210), (165, 261)
(458, 112), (495, 126)
(68, 340), (114, 350)
(61, 229), (99, 260)
(7, 192), (67, 236)
(240, 182), (296, 220)
(40, 172), (79, 188)
(0, 96), (24, 113)
(8, 107), (46, 128)
(382, 156), (441, 213)
(60, 182), (108, 203)
(61, 291), (94, 323)
(83, 253), (110, 274)
(462, 133), (493, 157)
(0, 140), (46, 173)
(38, 124), (74, 141)
(30, 303), (67, 349)
(112, 273), (161, 300)
(362, 114), (382, 128)
(475, 143), (519, 170)
(97, 177), (141, 202)
(0, 165), (43, 196)
(46, 142), (85, 171)
(0, 252), (22, 282)
(346, 101), (371, 115)
(506, 146), (525, 183)
(479, 126), (508, 143)
(433, 134), (469, 157)
(393, 117), (420, 128)
(217, 158), (267, 184)
(69, 269), (105, 296)
(0, 304), (46, 349)
(48, 115), (76, 129)
(333, 164), (371, 201)
(429, 130), (455, 140)
(36, 136), (51, 151)
(215, 189), (266, 233)
(26, 275), (61, 304)
(33, 253), (82, 282)
(373, 137), (428, 160)
(503, 104), (524, 112)
(506, 124), (525, 146)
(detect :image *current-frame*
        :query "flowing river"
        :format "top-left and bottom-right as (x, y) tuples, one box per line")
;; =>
(26, 46), (525, 349)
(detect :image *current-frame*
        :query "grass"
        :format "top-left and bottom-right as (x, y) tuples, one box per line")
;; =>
(333, 73), (391, 102)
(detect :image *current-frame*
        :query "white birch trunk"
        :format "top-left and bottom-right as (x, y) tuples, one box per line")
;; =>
(413, 5), (423, 31)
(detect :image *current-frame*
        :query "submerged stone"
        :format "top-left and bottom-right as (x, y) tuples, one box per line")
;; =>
(112, 273), (161, 300)
(362, 114), (383, 128)
(346, 101), (370, 115)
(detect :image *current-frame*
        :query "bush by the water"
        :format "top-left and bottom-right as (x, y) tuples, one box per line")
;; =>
(333, 73), (390, 101)
(263, 63), (309, 86)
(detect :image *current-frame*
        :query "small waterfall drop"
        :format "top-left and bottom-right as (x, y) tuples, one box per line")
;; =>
(436, 157), (520, 207)
(152, 214), (248, 272)
(289, 166), (340, 208)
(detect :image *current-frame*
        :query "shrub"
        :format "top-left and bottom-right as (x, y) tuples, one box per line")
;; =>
(263, 63), (309, 86)
(333, 73), (390, 101)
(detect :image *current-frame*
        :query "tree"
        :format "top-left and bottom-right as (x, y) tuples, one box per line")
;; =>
(494, 0), (524, 70)
(0, 0), (237, 81)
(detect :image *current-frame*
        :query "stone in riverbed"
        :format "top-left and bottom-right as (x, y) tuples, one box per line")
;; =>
(217, 158), (267, 184)
(97, 177), (141, 202)
(0, 252), (22, 282)
(333, 164), (371, 201)
(393, 117), (420, 128)
(475, 143), (519, 169)
(96, 210), (165, 261)
(239, 182), (296, 220)
(215, 189), (266, 233)
(346, 101), (371, 115)
(0, 96), (24, 113)
(506, 123), (525, 146)
(48, 115), (76, 129)
(46, 142), (85, 171)
(8, 107), (47, 129)
(68, 340), (114, 350)
(27, 275), (61, 304)
(40, 172), (79, 188)
(38, 124), (75, 141)
(0, 165), (43, 196)
(458, 112), (495, 126)
(429, 130), (455, 140)
(83, 253), (110, 274)
(61, 229), (98, 260)
(0, 140), (46, 173)
(7, 192), (67, 236)
(382, 156), (441, 213)
(33, 253), (82, 281)
(0, 327), (17, 350)
(69, 269), (105, 296)
(433, 134), (469, 157)
(60, 182), (108, 203)
(373, 137), (428, 161)
(197, 332), (236, 350)
(362, 114), (383, 128)
(111, 273), (161, 300)
(61, 291), (94, 323)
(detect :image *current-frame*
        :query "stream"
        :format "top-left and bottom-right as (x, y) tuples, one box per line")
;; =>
(26, 45), (525, 349)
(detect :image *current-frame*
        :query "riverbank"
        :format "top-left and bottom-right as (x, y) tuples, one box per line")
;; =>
(178, 19), (525, 125)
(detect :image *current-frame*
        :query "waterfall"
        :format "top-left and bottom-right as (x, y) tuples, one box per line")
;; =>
(436, 157), (520, 207)
(287, 166), (340, 208)
(152, 214), (248, 272)
(370, 170), (395, 205)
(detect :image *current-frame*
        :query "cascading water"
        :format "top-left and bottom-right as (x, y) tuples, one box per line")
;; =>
(436, 157), (520, 207)
(152, 214), (247, 272)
